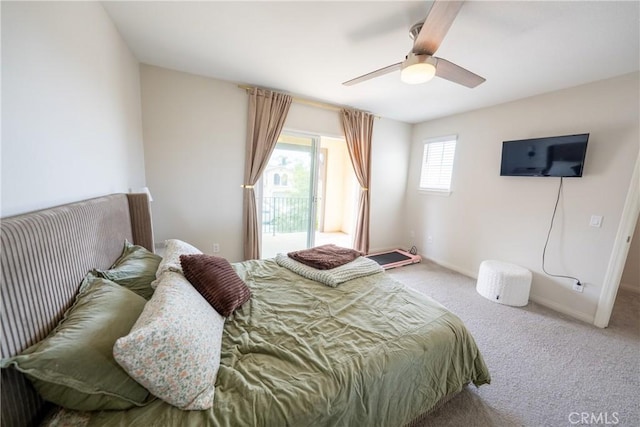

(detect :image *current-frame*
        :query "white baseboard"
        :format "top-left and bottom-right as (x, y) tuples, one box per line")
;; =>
(528, 294), (594, 324)
(423, 255), (595, 325)
(422, 255), (478, 279)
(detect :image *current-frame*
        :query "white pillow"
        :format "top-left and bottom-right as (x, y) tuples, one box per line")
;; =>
(113, 271), (224, 410)
(156, 239), (203, 279)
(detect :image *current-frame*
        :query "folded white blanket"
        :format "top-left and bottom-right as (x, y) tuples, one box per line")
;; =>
(275, 253), (384, 287)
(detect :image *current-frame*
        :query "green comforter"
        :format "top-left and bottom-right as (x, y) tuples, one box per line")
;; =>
(84, 259), (490, 426)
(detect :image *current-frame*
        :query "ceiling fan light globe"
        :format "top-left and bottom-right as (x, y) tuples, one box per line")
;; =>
(400, 62), (436, 85)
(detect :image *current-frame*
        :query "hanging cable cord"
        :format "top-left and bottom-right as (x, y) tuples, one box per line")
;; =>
(542, 177), (581, 285)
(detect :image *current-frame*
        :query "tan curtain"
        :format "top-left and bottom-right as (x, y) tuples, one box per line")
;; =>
(242, 88), (292, 260)
(340, 109), (374, 254)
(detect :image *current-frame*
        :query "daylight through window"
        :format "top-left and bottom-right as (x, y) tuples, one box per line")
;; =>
(419, 136), (457, 193)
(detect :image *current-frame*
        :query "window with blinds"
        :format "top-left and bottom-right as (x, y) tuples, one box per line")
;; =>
(419, 136), (457, 193)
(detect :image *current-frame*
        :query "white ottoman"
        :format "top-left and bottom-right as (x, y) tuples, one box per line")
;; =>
(476, 260), (532, 307)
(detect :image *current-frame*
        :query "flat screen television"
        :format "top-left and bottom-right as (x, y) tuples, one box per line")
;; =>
(500, 133), (589, 177)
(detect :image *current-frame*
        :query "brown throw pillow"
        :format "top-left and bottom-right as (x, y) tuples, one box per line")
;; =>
(179, 254), (251, 317)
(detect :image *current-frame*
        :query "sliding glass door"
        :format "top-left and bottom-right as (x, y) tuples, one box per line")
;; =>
(261, 133), (318, 258)
(260, 132), (357, 259)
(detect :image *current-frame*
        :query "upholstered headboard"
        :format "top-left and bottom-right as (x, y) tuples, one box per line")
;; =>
(0, 193), (154, 427)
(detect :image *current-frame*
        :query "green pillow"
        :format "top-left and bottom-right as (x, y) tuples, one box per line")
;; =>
(96, 240), (161, 300)
(0, 273), (153, 411)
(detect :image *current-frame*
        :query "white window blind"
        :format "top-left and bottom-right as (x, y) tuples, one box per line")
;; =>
(419, 137), (457, 192)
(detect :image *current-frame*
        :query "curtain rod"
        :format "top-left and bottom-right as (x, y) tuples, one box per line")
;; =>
(237, 84), (378, 117)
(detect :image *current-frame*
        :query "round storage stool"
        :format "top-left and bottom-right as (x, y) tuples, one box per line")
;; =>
(476, 260), (532, 307)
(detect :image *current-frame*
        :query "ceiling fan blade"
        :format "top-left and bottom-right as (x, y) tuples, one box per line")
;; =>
(435, 57), (485, 88)
(412, 1), (464, 55)
(342, 62), (402, 86)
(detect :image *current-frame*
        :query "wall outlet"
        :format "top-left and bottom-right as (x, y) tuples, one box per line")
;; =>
(427, 236), (433, 244)
(213, 243), (220, 253)
(573, 281), (584, 293)
(589, 215), (603, 228)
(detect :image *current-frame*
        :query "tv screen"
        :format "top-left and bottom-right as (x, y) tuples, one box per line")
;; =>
(500, 133), (589, 177)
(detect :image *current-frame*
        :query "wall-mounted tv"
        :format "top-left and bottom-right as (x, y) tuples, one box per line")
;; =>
(500, 133), (589, 177)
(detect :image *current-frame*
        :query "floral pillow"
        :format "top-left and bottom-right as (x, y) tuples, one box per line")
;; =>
(154, 239), (203, 282)
(113, 271), (225, 410)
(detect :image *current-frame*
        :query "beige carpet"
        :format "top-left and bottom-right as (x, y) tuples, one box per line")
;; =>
(386, 260), (640, 427)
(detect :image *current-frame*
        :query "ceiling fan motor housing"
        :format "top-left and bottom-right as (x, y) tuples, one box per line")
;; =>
(409, 22), (424, 41)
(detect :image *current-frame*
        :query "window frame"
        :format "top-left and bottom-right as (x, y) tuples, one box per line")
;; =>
(418, 135), (458, 196)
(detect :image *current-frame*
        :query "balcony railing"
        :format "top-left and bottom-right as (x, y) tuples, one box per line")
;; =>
(262, 197), (310, 235)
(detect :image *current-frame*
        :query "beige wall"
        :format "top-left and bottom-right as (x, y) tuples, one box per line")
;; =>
(1, 2), (146, 216)
(406, 73), (639, 323)
(620, 216), (640, 292)
(140, 65), (247, 260)
(321, 138), (354, 233)
(370, 117), (412, 253)
(140, 65), (411, 261)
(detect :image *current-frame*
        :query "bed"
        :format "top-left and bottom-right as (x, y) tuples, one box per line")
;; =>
(1, 194), (490, 427)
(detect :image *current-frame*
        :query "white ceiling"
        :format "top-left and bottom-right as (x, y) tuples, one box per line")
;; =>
(102, 1), (640, 124)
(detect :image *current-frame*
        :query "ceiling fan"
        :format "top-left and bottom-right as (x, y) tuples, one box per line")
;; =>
(343, 0), (485, 88)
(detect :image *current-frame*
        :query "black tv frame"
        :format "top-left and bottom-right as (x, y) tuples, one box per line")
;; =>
(500, 133), (589, 177)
